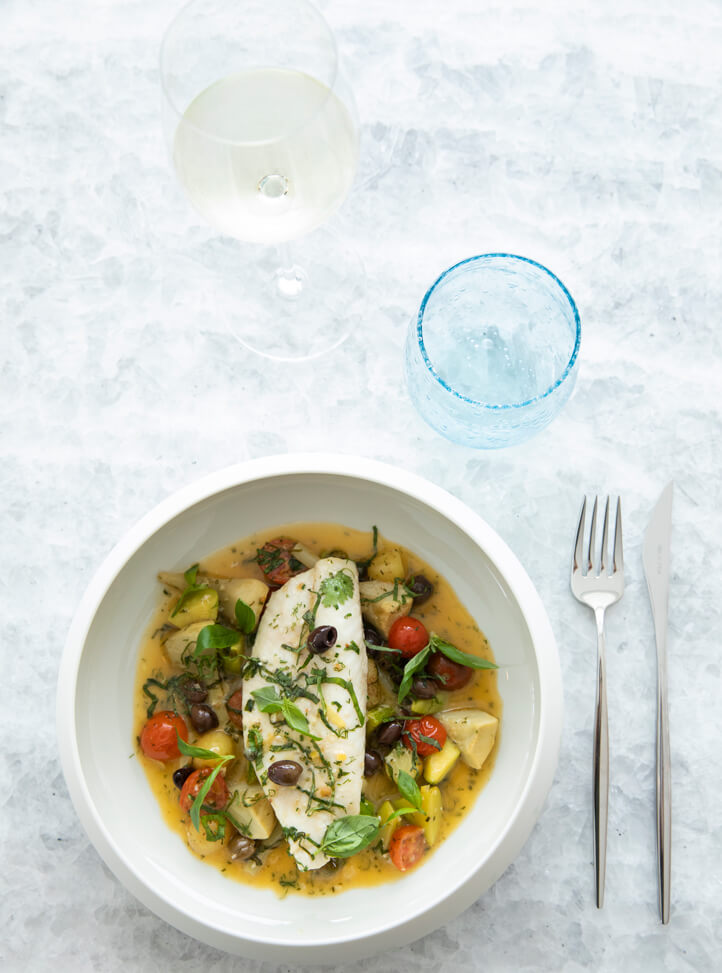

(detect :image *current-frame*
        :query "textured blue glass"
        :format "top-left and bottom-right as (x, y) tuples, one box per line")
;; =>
(405, 253), (581, 449)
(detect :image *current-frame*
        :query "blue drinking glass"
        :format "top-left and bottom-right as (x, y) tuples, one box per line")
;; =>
(405, 253), (581, 448)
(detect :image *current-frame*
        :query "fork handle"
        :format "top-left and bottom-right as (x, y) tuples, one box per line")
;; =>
(593, 608), (609, 908)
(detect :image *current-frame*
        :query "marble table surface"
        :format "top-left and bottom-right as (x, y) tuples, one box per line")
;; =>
(2, 0), (721, 969)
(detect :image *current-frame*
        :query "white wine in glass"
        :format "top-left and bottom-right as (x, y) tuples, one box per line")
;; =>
(161, 0), (364, 360)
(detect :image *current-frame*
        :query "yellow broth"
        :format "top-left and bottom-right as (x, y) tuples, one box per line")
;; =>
(133, 523), (502, 895)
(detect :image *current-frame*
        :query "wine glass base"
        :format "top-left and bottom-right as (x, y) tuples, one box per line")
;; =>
(226, 226), (365, 362)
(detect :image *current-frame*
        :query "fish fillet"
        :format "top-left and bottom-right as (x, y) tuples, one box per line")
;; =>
(242, 557), (367, 869)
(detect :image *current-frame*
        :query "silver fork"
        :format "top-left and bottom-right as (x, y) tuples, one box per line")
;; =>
(570, 496), (624, 908)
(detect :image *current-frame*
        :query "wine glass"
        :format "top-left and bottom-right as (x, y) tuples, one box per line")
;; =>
(160, 0), (363, 361)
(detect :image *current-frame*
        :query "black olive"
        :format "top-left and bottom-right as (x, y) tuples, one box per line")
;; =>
(376, 720), (403, 746)
(308, 625), (337, 653)
(172, 766), (193, 789)
(364, 750), (382, 777)
(411, 676), (438, 699)
(407, 574), (433, 604)
(190, 703), (219, 733)
(356, 562), (369, 582)
(363, 623), (383, 646)
(181, 678), (208, 703)
(228, 834), (256, 861)
(267, 760), (303, 786)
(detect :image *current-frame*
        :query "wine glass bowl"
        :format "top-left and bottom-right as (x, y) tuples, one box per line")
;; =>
(161, 0), (359, 245)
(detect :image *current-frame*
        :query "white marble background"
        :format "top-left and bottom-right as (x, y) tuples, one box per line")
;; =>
(2, 0), (721, 969)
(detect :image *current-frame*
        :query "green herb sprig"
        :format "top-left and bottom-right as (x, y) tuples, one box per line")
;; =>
(320, 814), (380, 858)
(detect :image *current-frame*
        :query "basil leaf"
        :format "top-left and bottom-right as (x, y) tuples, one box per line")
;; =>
(320, 814), (381, 858)
(195, 624), (242, 656)
(235, 598), (256, 635)
(383, 805), (420, 826)
(364, 642), (401, 654)
(251, 686), (283, 712)
(184, 563), (200, 587)
(397, 645), (430, 703)
(200, 811), (227, 842)
(176, 733), (233, 762)
(396, 769), (423, 811)
(359, 796), (376, 817)
(190, 760), (230, 832)
(431, 634), (498, 671)
(281, 699), (320, 739)
(417, 732), (442, 751)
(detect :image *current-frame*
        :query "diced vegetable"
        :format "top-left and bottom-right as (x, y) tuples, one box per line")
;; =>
(410, 695), (447, 715)
(378, 799), (399, 850)
(158, 571), (269, 630)
(423, 738), (460, 784)
(368, 548), (406, 583)
(419, 785), (443, 846)
(366, 703), (396, 735)
(384, 742), (421, 783)
(171, 587), (219, 627)
(185, 819), (227, 856)
(212, 577), (268, 629)
(393, 797), (424, 829)
(437, 709), (499, 769)
(359, 581), (412, 637)
(163, 620), (214, 667)
(225, 784), (277, 839)
(192, 729), (236, 770)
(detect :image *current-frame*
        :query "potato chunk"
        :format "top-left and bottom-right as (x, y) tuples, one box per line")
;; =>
(437, 709), (499, 770)
(359, 581), (412, 637)
(367, 548), (406, 584)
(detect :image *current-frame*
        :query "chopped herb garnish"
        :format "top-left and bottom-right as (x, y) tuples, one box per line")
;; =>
(319, 570), (354, 608)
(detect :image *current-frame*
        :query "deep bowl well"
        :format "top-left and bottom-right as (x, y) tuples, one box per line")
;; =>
(57, 454), (562, 963)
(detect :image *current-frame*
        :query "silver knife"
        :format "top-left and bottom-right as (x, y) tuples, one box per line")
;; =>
(642, 482), (673, 924)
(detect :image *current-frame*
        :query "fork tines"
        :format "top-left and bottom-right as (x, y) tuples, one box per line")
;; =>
(574, 496), (624, 578)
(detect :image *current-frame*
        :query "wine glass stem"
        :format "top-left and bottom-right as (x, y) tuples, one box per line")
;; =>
(274, 242), (306, 299)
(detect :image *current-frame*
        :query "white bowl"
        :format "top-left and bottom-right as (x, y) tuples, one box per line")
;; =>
(57, 454), (562, 963)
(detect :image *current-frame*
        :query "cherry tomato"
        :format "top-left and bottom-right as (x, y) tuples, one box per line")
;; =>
(227, 688), (244, 730)
(389, 825), (426, 871)
(387, 617), (429, 658)
(402, 715), (447, 757)
(140, 710), (188, 761)
(179, 768), (230, 813)
(257, 536), (304, 588)
(427, 651), (472, 690)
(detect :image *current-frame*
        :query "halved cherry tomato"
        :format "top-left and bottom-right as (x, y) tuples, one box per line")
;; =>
(402, 715), (447, 757)
(257, 536), (304, 588)
(179, 768), (230, 812)
(140, 710), (188, 761)
(389, 825), (426, 871)
(427, 651), (472, 690)
(387, 617), (429, 658)
(227, 688), (244, 729)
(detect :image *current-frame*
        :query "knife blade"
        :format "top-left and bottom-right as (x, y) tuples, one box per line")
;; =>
(642, 482), (673, 924)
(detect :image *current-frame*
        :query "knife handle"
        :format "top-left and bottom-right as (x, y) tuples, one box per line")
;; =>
(657, 688), (671, 923)
(593, 611), (609, 909)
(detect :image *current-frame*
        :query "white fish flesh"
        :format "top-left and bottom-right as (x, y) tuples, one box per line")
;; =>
(242, 557), (367, 870)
